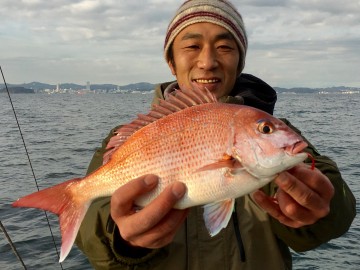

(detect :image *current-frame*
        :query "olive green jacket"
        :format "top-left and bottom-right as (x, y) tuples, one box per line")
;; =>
(75, 75), (356, 270)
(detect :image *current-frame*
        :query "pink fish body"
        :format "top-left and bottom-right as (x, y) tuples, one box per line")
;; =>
(13, 88), (308, 262)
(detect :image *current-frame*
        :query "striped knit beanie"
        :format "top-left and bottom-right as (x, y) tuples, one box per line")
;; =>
(164, 0), (248, 72)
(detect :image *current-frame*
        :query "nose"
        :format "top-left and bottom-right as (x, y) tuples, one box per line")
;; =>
(196, 46), (218, 70)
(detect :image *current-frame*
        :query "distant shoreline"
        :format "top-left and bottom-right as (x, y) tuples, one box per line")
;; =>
(1, 81), (360, 95)
(1, 90), (359, 95)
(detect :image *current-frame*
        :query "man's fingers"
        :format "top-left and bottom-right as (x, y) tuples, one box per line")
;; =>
(125, 182), (186, 233)
(253, 164), (335, 228)
(252, 190), (306, 228)
(275, 172), (322, 211)
(111, 174), (159, 218)
(275, 189), (315, 224)
(131, 208), (189, 249)
(288, 165), (334, 202)
(275, 168), (332, 216)
(110, 176), (187, 245)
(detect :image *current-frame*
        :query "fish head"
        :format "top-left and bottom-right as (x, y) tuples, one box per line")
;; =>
(232, 107), (308, 178)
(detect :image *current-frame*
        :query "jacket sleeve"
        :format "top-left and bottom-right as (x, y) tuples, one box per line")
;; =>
(75, 127), (162, 269)
(268, 119), (356, 252)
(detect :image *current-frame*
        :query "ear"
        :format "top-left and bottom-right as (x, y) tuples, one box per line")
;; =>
(168, 60), (176, 76)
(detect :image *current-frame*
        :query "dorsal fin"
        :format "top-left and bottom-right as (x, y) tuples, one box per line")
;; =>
(103, 87), (217, 164)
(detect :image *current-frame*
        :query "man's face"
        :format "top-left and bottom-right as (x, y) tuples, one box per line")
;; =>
(168, 22), (241, 99)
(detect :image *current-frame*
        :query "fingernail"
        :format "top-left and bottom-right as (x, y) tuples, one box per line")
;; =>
(277, 172), (288, 183)
(144, 175), (158, 186)
(172, 182), (186, 199)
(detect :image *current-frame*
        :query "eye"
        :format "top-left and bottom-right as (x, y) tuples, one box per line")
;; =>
(217, 45), (233, 52)
(257, 120), (274, 134)
(184, 44), (200, 50)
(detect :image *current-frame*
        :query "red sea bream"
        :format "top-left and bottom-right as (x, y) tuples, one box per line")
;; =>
(13, 88), (308, 262)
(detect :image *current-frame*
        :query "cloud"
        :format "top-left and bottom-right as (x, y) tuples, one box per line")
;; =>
(237, 0), (360, 87)
(0, 0), (359, 87)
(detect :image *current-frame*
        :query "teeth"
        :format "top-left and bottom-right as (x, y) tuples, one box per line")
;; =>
(195, 79), (219, 84)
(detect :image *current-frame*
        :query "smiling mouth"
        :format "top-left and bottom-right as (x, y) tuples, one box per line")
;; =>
(193, 79), (220, 84)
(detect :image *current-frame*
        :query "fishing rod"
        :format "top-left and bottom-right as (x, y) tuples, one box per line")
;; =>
(1, 66), (64, 269)
(0, 220), (27, 269)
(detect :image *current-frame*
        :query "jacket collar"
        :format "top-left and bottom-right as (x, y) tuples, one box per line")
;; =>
(161, 73), (277, 115)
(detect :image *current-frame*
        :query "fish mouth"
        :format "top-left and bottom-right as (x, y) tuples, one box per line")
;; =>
(247, 144), (309, 178)
(285, 141), (308, 155)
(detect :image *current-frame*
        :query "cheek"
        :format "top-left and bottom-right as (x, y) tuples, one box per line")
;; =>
(228, 53), (241, 77)
(176, 55), (193, 72)
(230, 63), (241, 79)
(172, 57), (194, 85)
(222, 60), (241, 91)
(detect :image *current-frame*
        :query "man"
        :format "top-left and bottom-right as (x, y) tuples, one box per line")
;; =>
(75, 1), (356, 269)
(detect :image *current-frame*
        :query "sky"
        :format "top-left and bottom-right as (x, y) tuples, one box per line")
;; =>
(0, 0), (359, 88)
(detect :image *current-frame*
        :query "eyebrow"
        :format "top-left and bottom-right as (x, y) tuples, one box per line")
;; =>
(181, 32), (235, 42)
(181, 32), (202, 40)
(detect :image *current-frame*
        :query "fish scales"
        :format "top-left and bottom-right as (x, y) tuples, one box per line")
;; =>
(88, 103), (239, 207)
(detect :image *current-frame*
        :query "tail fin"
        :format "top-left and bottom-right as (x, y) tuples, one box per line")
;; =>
(12, 178), (90, 262)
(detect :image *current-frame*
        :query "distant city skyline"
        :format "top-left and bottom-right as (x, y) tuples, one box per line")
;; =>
(1, 1), (359, 88)
(3, 81), (359, 93)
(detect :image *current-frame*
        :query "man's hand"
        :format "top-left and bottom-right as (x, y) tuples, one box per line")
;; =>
(253, 163), (335, 228)
(110, 175), (188, 249)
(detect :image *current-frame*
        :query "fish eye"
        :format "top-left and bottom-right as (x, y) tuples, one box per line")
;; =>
(257, 120), (274, 134)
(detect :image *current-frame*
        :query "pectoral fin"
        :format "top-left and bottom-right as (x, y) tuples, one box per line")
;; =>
(203, 199), (235, 236)
(197, 154), (244, 173)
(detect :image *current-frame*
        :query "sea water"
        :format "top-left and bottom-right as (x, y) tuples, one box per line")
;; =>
(0, 92), (359, 269)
